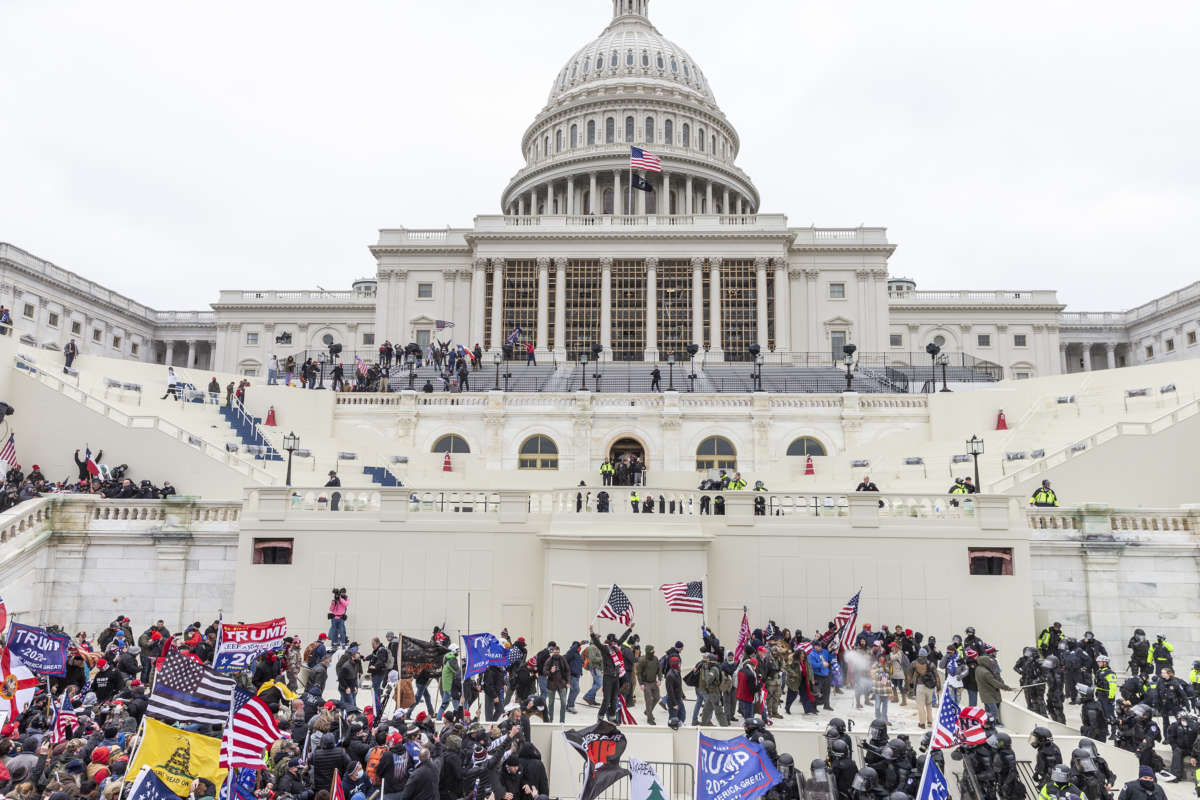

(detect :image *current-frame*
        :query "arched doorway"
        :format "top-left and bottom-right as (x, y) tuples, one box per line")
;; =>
(608, 437), (647, 486)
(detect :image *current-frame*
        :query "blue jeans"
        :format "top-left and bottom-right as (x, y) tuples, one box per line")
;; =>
(328, 618), (347, 646)
(692, 690), (706, 724)
(874, 694), (889, 722)
(371, 674), (386, 711)
(340, 688), (357, 709)
(267, 369), (278, 385)
(409, 683), (435, 716)
(985, 701), (1001, 725)
(668, 696), (687, 724)
(738, 699), (755, 720)
(968, 689), (979, 707)
(584, 669), (601, 703)
(537, 674), (548, 699)
(567, 675), (581, 709)
(438, 691), (461, 718)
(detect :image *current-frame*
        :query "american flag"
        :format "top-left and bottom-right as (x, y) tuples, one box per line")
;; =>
(355, 355), (368, 377)
(596, 584), (634, 626)
(833, 590), (861, 653)
(616, 694), (637, 725)
(958, 706), (989, 745)
(147, 649), (235, 725)
(331, 769), (346, 800)
(51, 692), (78, 744)
(220, 687), (284, 770)
(0, 434), (15, 468)
(734, 610), (751, 660)
(660, 581), (703, 614)
(930, 682), (961, 750)
(630, 146), (662, 173)
(435, 320), (455, 330)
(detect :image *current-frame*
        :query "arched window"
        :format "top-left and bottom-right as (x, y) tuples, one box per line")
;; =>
(656, 53), (664, 70)
(683, 62), (690, 77)
(786, 437), (826, 457)
(682, 123), (690, 147)
(611, 51), (618, 68)
(625, 116), (634, 142)
(571, 62), (578, 80)
(626, 49), (634, 67)
(543, 135), (549, 156)
(605, 117), (615, 144)
(587, 120), (596, 145)
(597, 54), (604, 71)
(603, 188), (614, 214)
(432, 434), (470, 454)
(696, 436), (737, 471)
(671, 57), (678, 73)
(519, 435), (559, 470)
(644, 117), (654, 143)
(583, 57), (591, 74)
(664, 119), (673, 144)
(570, 124), (578, 148)
(642, 51), (649, 67)
(555, 130), (562, 153)
(698, 128), (705, 151)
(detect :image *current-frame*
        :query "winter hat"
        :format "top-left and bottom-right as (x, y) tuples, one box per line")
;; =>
(1139, 767), (1154, 779)
(66, 759), (86, 774)
(318, 633), (328, 639)
(92, 746), (111, 764)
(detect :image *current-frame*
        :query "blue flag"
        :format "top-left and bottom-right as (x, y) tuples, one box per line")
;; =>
(916, 757), (950, 800)
(217, 764), (257, 800)
(462, 633), (509, 679)
(697, 734), (781, 800)
(7, 622), (71, 677)
(129, 766), (180, 800)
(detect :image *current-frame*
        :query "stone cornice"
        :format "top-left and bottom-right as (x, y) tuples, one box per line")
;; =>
(465, 231), (795, 244)
(888, 302), (1066, 313)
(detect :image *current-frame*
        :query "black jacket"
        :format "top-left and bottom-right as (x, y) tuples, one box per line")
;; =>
(338, 658), (360, 692)
(590, 628), (633, 677)
(369, 644), (391, 677)
(400, 758), (442, 800)
(310, 746), (352, 793)
(1117, 780), (1167, 800)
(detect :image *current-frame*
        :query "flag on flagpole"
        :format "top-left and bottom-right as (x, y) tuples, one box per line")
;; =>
(330, 769), (346, 800)
(51, 692), (78, 743)
(734, 609), (751, 659)
(595, 584), (634, 626)
(355, 356), (368, 377)
(220, 686), (285, 770)
(630, 146), (662, 172)
(127, 766), (181, 800)
(84, 446), (100, 477)
(507, 326), (523, 345)
(659, 581), (703, 614)
(617, 694), (637, 725)
(958, 706), (989, 744)
(833, 590), (861, 652)
(435, 320), (455, 330)
(930, 682), (961, 750)
(146, 649), (235, 726)
(631, 174), (654, 192)
(915, 753), (950, 800)
(0, 434), (16, 468)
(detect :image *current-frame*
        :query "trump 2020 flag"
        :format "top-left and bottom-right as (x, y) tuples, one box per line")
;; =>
(697, 734), (781, 800)
(915, 755), (950, 800)
(462, 633), (509, 679)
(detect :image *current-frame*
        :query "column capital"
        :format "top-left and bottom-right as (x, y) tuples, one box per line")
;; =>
(754, 257), (769, 270)
(645, 257), (659, 270)
(708, 258), (723, 269)
(600, 257), (613, 270)
(553, 257), (569, 269)
(536, 257), (551, 270)
(690, 256), (705, 270)
(773, 259), (789, 271)
(473, 257), (488, 271)
(489, 257), (504, 272)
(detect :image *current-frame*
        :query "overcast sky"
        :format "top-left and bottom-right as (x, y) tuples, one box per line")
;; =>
(2, 0), (1197, 311)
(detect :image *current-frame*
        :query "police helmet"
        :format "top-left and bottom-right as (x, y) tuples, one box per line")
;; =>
(1132, 703), (1153, 720)
(920, 731), (932, 751)
(1084, 631), (1094, 640)
(1096, 654), (1109, 663)
(965, 626), (976, 635)
(668, 717), (682, 730)
(952, 635), (963, 645)
(810, 759), (827, 780)
(745, 715), (765, 731)
(777, 753), (794, 773)
(830, 739), (850, 758)
(1030, 726), (1053, 746)
(868, 718), (889, 742)
(890, 793), (909, 800)
(1193, 660), (1200, 669)
(1065, 638), (1078, 650)
(762, 740), (777, 758)
(878, 746), (896, 762)
(850, 767), (878, 792)
(1050, 765), (1072, 783)
(1078, 739), (1097, 756)
(825, 718), (847, 737)
(1023, 647), (1036, 658)
(1076, 683), (1095, 698)
(1134, 628), (1146, 636)
(1071, 748), (1090, 763)
(990, 732), (1012, 749)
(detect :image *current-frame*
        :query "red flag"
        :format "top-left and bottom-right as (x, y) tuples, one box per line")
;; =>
(734, 610), (751, 659)
(331, 769), (345, 800)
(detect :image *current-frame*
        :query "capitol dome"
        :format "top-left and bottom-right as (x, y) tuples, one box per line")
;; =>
(501, 0), (759, 218)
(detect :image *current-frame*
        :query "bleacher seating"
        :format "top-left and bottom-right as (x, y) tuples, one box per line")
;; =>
(218, 405), (283, 461)
(363, 466), (402, 487)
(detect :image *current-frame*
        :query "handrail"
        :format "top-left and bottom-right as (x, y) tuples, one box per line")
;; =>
(11, 359), (276, 484)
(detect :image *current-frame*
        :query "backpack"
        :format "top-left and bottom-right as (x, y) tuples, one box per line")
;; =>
(385, 647), (396, 672)
(366, 745), (389, 785)
(920, 667), (937, 689)
(683, 666), (700, 688)
(303, 641), (320, 665)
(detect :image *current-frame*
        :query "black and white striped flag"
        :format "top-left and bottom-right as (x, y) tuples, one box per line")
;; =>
(147, 649), (235, 726)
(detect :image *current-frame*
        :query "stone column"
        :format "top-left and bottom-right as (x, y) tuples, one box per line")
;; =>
(1059, 342), (1069, 374)
(207, 341), (217, 369)
(705, 181), (713, 214)
(165, 341), (175, 366)
(1105, 343), (1116, 370)
(691, 257), (704, 349)
(553, 257), (568, 359)
(685, 176), (694, 214)
(613, 170), (622, 215)
(528, 189), (535, 215)
(773, 259), (789, 353)
(754, 257), (768, 350)
(567, 177), (575, 216)
(186, 339), (196, 368)
(1082, 344), (1093, 371)
(636, 179), (646, 215)
(517, 196), (525, 216)
(645, 258), (659, 361)
(489, 258), (504, 356)
(600, 257), (613, 360)
(736, 196), (743, 215)
(589, 173), (598, 214)
(662, 173), (671, 214)
(535, 257), (550, 357)
(722, 187), (730, 215)
(1082, 542), (1126, 646)
(708, 258), (723, 359)
(471, 258), (487, 349)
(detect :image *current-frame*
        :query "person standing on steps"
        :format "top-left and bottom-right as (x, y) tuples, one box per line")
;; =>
(160, 367), (179, 401)
(63, 339), (78, 373)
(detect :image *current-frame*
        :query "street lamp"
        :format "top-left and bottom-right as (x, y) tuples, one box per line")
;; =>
(749, 344), (762, 392)
(503, 361), (513, 392)
(938, 353), (951, 392)
(317, 353), (327, 389)
(493, 352), (502, 390)
(842, 343), (857, 392)
(667, 354), (675, 391)
(925, 342), (941, 394)
(966, 434), (984, 490)
(579, 354), (589, 391)
(591, 343), (604, 392)
(282, 431), (299, 487)
(687, 343), (699, 393)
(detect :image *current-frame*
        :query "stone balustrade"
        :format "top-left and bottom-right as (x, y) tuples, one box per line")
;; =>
(0, 496), (243, 549)
(1027, 504), (1197, 532)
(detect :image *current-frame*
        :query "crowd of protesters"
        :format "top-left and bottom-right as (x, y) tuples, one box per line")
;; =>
(0, 449), (177, 513)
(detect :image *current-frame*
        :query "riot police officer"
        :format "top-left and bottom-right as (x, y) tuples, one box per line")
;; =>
(1043, 656), (1067, 724)
(850, 767), (889, 800)
(1065, 640), (1091, 705)
(1094, 655), (1119, 724)
(827, 739), (859, 800)
(1031, 727), (1063, 788)
(919, 731), (945, 775)
(826, 718), (854, 757)
(1039, 765), (1075, 800)
(1069, 747), (1112, 800)
(1016, 647), (1046, 715)
(1128, 630), (1151, 680)
(1077, 740), (1116, 800)
(1165, 711), (1198, 781)
(862, 719), (890, 770)
(990, 732), (1022, 800)
(1079, 684), (1111, 744)
(772, 754), (801, 800)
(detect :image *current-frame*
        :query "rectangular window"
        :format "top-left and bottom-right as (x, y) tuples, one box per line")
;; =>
(71, 321), (81, 335)
(22, 303), (34, 319)
(417, 283), (434, 299)
(362, 332), (375, 346)
(253, 537), (294, 565)
(131, 342), (139, 355)
(92, 329), (102, 342)
(1166, 338), (1175, 352)
(969, 547), (1013, 576)
(889, 334), (903, 348)
(1188, 331), (1197, 346)
(243, 367), (259, 377)
(829, 283), (846, 299)
(246, 332), (259, 345)
(1146, 345), (1154, 359)
(47, 312), (59, 327)
(977, 334), (991, 347)
(112, 336), (122, 349)
(1014, 334), (1027, 347)
(1015, 371), (1031, 380)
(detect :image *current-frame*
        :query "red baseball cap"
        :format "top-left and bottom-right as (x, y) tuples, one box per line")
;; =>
(318, 633), (328, 640)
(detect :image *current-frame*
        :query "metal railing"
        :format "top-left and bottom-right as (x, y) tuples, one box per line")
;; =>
(577, 761), (694, 800)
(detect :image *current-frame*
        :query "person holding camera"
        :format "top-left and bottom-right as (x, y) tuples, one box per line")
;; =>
(328, 588), (349, 647)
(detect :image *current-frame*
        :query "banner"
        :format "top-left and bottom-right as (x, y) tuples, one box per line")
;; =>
(128, 766), (180, 800)
(630, 758), (665, 800)
(218, 766), (257, 800)
(563, 720), (630, 800)
(126, 717), (227, 797)
(6, 622), (71, 677)
(697, 734), (781, 800)
(399, 635), (449, 680)
(213, 618), (288, 674)
(916, 758), (950, 800)
(462, 633), (509, 679)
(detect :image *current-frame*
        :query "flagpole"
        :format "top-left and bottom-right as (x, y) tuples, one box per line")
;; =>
(628, 157), (633, 217)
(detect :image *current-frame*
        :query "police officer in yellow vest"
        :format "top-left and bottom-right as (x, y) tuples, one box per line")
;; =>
(600, 459), (614, 486)
(728, 472), (747, 490)
(949, 477), (970, 507)
(1189, 660), (1200, 704)
(630, 490), (640, 513)
(1031, 480), (1059, 507)
(1095, 654), (1119, 723)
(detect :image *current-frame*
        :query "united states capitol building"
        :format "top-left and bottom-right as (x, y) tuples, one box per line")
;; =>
(1, 1), (1198, 738)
